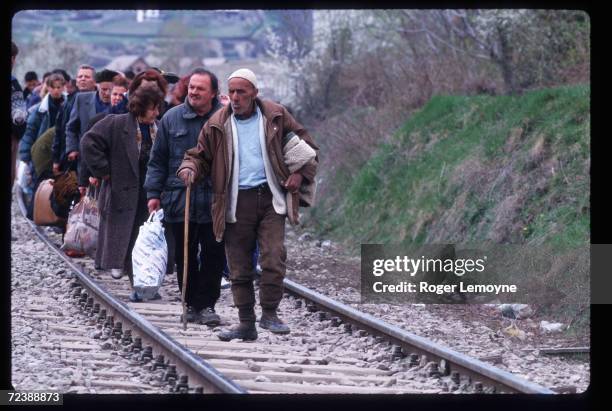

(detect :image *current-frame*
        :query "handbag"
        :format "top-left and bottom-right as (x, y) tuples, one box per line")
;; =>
(61, 186), (100, 258)
(33, 179), (65, 227)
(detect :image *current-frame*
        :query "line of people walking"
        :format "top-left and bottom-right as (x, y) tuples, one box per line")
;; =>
(12, 41), (319, 341)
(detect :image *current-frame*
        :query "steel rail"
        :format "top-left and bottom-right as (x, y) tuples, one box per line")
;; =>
(283, 278), (555, 394)
(15, 188), (554, 394)
(15, 190), (246, 394)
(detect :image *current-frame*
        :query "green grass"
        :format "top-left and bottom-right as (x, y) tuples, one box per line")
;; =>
(312, 84), (590, 249)
(307, 84), (590, 331)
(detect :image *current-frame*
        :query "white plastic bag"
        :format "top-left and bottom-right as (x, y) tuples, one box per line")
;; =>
(132, 209), (167, 300)
(16, 161), (33, 195)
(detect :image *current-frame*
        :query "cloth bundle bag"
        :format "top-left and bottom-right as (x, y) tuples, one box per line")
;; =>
(61, 187), (100, 258)
(33, 179), (65, 227)
(132, 209), (168, 300)
(282, 132), (317, 225)
(50, 170), (79, 220)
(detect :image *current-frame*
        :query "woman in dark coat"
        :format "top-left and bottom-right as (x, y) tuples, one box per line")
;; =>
(80, 83), (165, 301)
(95, 70), (176, 276)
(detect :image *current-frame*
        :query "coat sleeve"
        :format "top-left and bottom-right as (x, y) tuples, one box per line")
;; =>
(65, 95), (81, 154)
(144, 116), (171, 200)
(78, 155), (92, 187)
(80, 116), (113, 179)
(282, 107), (319, 183)
(51, 107), (65, 164)
(18, 108), (42, 162)
(78, 112), (109, 186)
(177, 123), (214, 181)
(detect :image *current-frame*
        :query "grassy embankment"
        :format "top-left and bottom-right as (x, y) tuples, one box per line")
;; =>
(309, 84), (590, 331)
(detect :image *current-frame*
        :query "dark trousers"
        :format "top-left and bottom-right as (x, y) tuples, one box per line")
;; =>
(170, 222), (225, 310)
(224, 185), (286, 322)
(223, 242), (259, 277)
(165, 224), (176, 274)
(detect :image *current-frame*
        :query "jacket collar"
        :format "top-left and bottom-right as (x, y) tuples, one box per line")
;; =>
(38, 93), (66, 113)
(182, 97), (222, 120)
(256, 98), (283, 120)
(38, 94), (50, 113)
(209, 98), (282, 130)
(81, 90), (96, 99)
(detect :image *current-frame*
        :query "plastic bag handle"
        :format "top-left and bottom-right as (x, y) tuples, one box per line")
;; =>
(86, 185), (96, 200)
(86, 183), (101, 200)
(147, 211), (156, 223)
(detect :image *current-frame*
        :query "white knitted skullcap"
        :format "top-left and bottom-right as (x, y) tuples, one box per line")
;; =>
(228, 68), (258, 88)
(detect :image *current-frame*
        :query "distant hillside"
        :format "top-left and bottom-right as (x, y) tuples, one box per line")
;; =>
(311, 85), (590, 249)
(11, 10), (312, 60)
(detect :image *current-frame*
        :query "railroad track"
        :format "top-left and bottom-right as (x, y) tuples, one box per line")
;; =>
(14, 190), (554, 394)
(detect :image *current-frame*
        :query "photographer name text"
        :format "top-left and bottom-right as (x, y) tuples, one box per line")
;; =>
(372, 281), (517, 294)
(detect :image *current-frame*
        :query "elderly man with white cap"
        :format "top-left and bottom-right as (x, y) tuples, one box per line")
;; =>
(177, 68), (319, 341)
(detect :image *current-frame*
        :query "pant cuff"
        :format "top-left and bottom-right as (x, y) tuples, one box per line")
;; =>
(238, 307), (256, 322)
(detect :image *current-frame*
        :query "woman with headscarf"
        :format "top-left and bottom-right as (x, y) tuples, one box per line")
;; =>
(80, 82), (165, 301)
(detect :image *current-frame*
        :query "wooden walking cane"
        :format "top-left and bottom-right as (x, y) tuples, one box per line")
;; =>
(181, 183), (191, 331)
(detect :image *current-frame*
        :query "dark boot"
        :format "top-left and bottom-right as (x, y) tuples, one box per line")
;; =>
(259, 310), (290, 334)
(217, 322), (257, 341)
(200, 307), (221, 326)
(180, 306), (200, 323)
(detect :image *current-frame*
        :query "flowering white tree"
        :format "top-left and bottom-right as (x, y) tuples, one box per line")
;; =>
(368, 9), (589, 94)
(262, 8), (589, 118)
(262, 10), (374, 117)
(14, 26), (87, 84)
